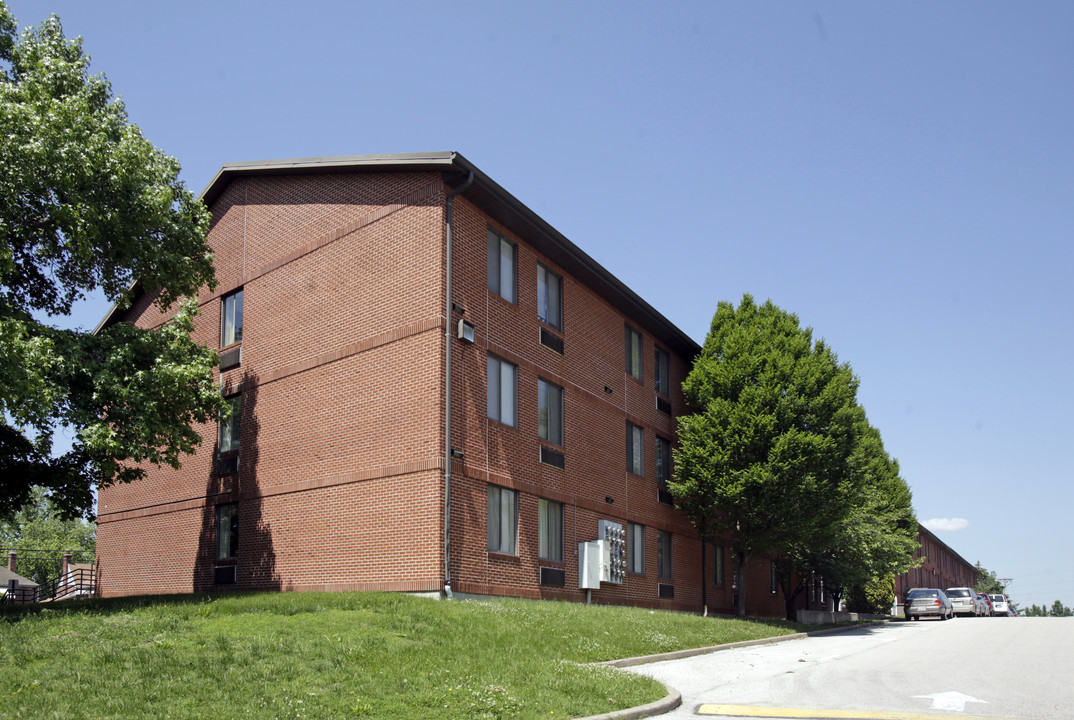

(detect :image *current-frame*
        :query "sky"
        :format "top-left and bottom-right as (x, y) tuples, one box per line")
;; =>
(8, 0), (1073, 611)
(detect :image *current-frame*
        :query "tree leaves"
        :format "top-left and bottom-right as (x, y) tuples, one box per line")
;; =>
(671, 294), (915, 616)
(0, 3), (223, 520)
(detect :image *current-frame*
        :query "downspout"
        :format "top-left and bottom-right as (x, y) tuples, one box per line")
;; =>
(443, 169), (474, 597)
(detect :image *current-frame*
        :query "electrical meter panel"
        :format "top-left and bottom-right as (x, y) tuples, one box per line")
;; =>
(578, 520), (627, 590)
(598, 520), (625, 584)
(578, 541), (602, 589)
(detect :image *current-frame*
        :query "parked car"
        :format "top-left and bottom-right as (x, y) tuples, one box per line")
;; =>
(945, 587), (979, 617)
(905, 588), (954, 621)
(977, 593), (993, 616)
(990, 594), (1010, 616)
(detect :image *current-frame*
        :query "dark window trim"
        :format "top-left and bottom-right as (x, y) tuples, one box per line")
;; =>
(487, 484), (518, 555)
(624, 323), (643, 380)
(626, 421), (644, 476)
(538, 377), (564, 447)
(220, 287), (244, 349)
(537, 262), (563, 331)
(654, 345), (670, 397)
(538, 497), (564, 563)
(487, 227), (517, 304)
(487, 354), (518, 428)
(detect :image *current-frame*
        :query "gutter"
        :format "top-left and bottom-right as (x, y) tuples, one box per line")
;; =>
(443, 168), (474, 597)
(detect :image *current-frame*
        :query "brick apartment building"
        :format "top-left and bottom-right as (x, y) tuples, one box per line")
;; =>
(895, 524), (979, 608)
(95, 152), (795, 616)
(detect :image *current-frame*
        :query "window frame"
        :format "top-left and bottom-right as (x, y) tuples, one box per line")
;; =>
(628, 522), (645, 575)
(624, 324), (642, 380)
(655, 435), (672, 488)
(487, 354), (518, 427)
(537, 378), (564, 446)
(216, 503), (238, 561)
(654, 346), (670, 396)
(220, 288), (243, 347)
(657, 529), (672, 580)
(713, 545), (725, 588)
(487, 228), (516, 304)
(487, 485), (518, 555)
(538, 498), (564, 563)
(537, 263), (562, 331)
(626, 422), (644, 476)
(218, 394), (241, 454)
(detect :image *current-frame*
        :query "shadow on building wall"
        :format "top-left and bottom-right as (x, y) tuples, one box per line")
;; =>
(193, 370), (279, 592)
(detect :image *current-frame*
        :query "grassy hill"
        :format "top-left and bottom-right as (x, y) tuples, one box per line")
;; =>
(0, 591), (806, 719)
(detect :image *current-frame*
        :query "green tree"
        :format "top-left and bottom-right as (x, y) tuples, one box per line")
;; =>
(798, 422), (918, 615)
(1, 485), (95, 583)
(671, 295), (864, 617)
(973, 562), (1007, 596)
(0, 3), (224, 519)
(1049, 600), (1073, 617)
(1025, 604), (1046, 617)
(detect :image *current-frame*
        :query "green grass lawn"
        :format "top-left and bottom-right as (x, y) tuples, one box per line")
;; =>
(0, 592), (807, 719)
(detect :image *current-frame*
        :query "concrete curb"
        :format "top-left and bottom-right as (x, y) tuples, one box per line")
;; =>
(571, 688), (682, 720)
(603, 620), (889, 669)
(575, 621), (887, 719)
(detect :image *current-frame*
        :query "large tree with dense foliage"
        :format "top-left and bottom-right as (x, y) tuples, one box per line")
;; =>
(671, 295), (865, 617)
(0, 2), (224, 520)
(815, 423), (918, 614)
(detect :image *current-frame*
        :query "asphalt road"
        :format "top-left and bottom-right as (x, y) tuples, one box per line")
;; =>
(626, 617), (1074, 719)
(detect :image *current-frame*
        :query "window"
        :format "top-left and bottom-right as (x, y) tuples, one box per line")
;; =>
(537, 264), (562, 330)
(624, 324), (642, 380)
(487, 355), (517, 427)
(628, 522), (645, 574)
(221, 288), (243, 346)
(487, 229), (516, 303)
(654, 346), (669, 396)
(626, 422), (644, 475)
(714, 545), (725, 588)
(216, 503), (238, 560)
(538, 379), (563, 446)
(538, 498), (563, 562)
(732, 553), (740, 589)
(655, 436), (671, 490)
(487, 485), (517, 554)
(657, 530), (672, 579)
(770, 561), (778, 594)
(219, 394), (241, 453)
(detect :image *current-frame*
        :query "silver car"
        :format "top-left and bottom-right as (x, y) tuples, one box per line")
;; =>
(945, 587), (979, 617)
(906, 588), (954, 621)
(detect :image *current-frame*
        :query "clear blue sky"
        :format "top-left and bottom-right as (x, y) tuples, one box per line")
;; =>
(10, 0), (1072, 610)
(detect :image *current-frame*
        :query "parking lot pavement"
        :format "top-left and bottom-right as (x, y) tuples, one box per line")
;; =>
(622, 619), (1074, 719)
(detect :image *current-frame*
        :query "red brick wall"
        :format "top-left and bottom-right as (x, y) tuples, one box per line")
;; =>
(98, 172), (448, 597)
(96, 167), (794, 617)
(442, 195), (789, 616)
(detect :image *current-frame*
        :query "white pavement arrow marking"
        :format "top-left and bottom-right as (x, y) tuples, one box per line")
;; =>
(913, 691), (989, 712)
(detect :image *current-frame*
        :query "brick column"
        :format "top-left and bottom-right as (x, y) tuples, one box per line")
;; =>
(7, 551), (15, 573)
